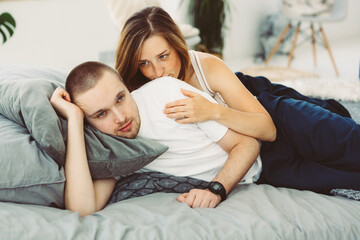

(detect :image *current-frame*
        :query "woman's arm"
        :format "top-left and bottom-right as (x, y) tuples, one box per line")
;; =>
(164, 53), (276, 142)
(204, 54), (276, 141)
(50, 87), (116, 216)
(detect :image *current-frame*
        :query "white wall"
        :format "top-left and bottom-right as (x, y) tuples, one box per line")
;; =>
(0, 0), (119, 73)
(223, 0), (360, 61)
(1, 0), (359, 73)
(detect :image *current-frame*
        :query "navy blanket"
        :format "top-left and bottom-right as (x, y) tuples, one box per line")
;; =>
(236, 72), (360, 193)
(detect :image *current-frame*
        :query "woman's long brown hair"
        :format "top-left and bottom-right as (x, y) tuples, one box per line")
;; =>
(115, 6), (189, 92)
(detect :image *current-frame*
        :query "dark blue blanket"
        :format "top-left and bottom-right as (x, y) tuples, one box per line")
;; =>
(236, 72), (360, 193)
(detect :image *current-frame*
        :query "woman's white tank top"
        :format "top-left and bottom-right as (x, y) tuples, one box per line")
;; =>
(188, 50), (227, 106)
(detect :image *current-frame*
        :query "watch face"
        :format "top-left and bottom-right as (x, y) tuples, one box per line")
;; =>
(212, 183), (221, 191)
(208, 181), (226, 202)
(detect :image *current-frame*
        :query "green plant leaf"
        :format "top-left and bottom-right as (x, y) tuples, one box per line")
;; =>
(0, 28), (7, 43)
(0, 12), (16, 44)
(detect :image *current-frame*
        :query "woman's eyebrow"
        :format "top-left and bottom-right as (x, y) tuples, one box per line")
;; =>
(139, 50), (167, 62)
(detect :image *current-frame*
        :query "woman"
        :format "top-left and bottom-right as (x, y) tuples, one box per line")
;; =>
(115, 6), (360, 193)
(115, 6), (276, 142)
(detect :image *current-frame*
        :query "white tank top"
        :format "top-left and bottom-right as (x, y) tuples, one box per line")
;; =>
(188, 50), (227, 106)
(188, 50), (262, 183)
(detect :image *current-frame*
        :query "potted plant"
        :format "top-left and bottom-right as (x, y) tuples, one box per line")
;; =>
(188, 0), (229, 58)
(0, 12), (16, 44)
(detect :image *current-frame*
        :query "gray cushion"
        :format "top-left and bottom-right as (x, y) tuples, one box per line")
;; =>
(0, 114), (65, 207)
(0, 65), (68, 165)
(0, 65), (168, 206)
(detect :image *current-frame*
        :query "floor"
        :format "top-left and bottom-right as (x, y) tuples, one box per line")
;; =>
(225, 35), (360, 80)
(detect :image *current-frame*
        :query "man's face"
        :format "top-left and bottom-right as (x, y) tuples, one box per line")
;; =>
(75, 71), (141, 139)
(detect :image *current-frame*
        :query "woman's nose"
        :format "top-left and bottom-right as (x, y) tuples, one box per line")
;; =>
(153, 63), (164, 78)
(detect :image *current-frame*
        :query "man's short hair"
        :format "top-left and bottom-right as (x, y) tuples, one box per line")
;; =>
(65, 61), (123, 102)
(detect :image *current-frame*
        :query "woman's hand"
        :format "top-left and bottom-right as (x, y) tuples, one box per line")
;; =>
(50, 87), (84, 120)
(164, 88), (217, 124)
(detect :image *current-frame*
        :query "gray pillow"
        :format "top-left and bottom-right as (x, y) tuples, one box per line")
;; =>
(0, 64), (168, 206)
(0, 114), (65, 207)
(0, 65), (68, 165)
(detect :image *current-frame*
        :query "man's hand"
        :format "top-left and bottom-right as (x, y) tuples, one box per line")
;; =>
(176, 189), (221, 208)
(50, 87), (83, 120)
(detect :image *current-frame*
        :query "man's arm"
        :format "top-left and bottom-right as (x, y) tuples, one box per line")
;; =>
(64, 112), (116, 216)
(51, 87), (116, 216)
(177, 129), (260, 208)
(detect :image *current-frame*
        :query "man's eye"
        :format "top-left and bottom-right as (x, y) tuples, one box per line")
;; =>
(117, 96), (124, 102)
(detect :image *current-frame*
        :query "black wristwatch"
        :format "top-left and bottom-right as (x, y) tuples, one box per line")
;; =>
(207, 181), (227, 202)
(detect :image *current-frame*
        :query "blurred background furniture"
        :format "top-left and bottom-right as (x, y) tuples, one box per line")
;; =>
(265, 0), (347, 76)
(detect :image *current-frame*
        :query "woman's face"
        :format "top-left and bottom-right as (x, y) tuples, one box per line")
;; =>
(138, 35), (182, 80)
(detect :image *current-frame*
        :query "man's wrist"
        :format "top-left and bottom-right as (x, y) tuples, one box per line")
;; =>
(207, 181), (227, 202)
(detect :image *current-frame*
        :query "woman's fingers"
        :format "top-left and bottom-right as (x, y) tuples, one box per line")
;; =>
(180, 88), (198, 98)
(164, 89), (198, 108)
(164, 106), (184, 114)
(165, 111), (190, 121)
(164, 89), (214, 123)
(164, 99), (188, 109)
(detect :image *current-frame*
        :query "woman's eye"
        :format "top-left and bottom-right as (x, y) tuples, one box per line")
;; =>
(139, 61), (149, 67)
(160, 54), (168, 59)
(97, 112), (106, 118)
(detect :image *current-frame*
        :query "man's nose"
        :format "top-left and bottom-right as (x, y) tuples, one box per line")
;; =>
(113, 108), (126, 124)
(153, 63), (164, 78)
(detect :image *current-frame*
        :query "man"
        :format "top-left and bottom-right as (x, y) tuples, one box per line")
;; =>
(51, 61), (260, 216)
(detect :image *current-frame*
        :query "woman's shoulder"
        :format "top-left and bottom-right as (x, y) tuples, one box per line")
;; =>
(195, 51), (223, 67)
(195, 51), (228, 75)
(194, 51), (232, 91)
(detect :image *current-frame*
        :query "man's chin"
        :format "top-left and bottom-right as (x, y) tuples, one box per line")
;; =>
(115, 129), (139, 139)
(125, 134), (137, 139)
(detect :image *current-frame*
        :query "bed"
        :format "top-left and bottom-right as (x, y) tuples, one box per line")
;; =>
(0, 64), (360, 239)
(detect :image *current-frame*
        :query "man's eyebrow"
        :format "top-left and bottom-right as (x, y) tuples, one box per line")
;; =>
(88, 90), (125, 118)
(89, 108), (105, 118)
(139, 50), (167, 62)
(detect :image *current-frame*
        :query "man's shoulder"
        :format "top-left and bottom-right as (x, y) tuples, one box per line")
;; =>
(132, 77), (197, 97)
(131, 76), (216, 104)
(137, 77), (190, 91)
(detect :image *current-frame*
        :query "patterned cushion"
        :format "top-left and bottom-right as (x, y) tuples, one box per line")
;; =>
(108, 172), (209, 203)
(331, 189), (360, 201)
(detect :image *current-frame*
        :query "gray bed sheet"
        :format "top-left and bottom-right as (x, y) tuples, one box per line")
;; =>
(1, 183), (359, 240)
(0, 64), (359, 239)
